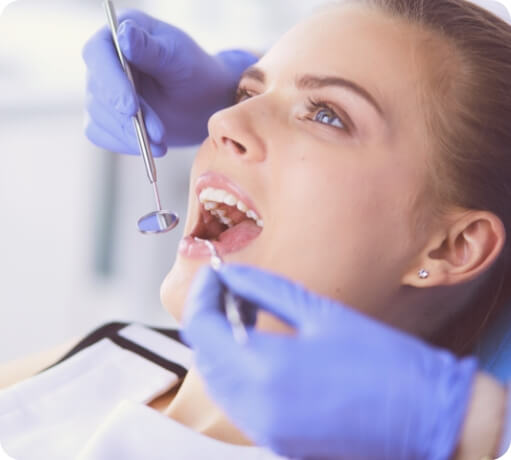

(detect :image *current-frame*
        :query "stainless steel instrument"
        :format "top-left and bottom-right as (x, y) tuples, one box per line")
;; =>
(195, 238), (249, 345)
(103, 0), (179, 234)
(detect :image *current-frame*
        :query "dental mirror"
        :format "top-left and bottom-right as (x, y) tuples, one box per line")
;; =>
(104, 0), (180, 235)
(138, 210), (179, 234)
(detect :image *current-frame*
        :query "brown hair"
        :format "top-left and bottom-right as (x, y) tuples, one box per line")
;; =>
(346, 0), (511, 354)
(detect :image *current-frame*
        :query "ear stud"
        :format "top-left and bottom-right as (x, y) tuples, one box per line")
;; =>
(418, 269), (430, 279)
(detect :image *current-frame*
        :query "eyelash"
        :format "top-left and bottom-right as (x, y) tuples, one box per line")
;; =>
(234, 87), (352, 134)
(234, 87), (255, 104)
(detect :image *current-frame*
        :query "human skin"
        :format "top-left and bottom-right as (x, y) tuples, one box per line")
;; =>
(455, 373), (506, 460)
(159, 4), (507, 455)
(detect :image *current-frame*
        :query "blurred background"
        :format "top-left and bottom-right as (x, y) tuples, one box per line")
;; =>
(0, 0), (331, 362)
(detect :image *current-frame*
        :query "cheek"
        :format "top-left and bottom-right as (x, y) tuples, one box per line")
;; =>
(257, 311), (295, 334)
(264, 152), (416, 309)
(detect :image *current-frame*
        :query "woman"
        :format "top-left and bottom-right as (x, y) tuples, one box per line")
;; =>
(2, 0), (511, 458)
(159, 1), (511, 456)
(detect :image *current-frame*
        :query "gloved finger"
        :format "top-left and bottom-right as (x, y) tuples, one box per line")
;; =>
(182, 267), (287, 382)
(182, 267), (266, 368)
(117, 18), (178, 76)
(182, 266), (237, 351)
(85, 119), (167, 157)
(138, 98), (167, 149)
(86, 94), (136, 149)
(85, 118), (137, 155)
(117, 9), (163, 33)
(86, 90), (167, 152)
(217, 264), (385, 337)
(82, 27), (138, 116)
(216, 265), (323, 331)
(183, 268), (296, 354)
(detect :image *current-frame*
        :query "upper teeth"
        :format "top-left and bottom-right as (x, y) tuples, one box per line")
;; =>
(199, 187), (263, 228)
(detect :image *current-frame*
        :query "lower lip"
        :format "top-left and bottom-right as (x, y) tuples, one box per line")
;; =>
(178, 220), (262, 259)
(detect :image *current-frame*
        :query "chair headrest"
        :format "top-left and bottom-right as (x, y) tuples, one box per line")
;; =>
(477, 298), (511, 382)
(469, 0), (511, 23)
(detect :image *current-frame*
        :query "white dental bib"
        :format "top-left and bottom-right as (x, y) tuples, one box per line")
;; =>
(0, 323), (285, 460)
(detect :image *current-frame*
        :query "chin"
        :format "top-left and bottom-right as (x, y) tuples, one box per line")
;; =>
(160, 256), (206, 322)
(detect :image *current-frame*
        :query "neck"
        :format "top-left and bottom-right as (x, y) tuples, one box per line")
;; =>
(164, 367), (253, 446)
(381, 280), (479, 342)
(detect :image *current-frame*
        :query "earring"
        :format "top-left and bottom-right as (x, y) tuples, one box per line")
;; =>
(418, 269), (430, 279)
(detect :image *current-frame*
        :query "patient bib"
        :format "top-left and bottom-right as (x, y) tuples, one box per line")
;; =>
(0, 323), (284, 460)
(77, 400), (284, 460)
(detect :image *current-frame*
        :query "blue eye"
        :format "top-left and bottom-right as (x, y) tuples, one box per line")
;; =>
(306, 98), (350, 133)
(314, 108), (345, 129)
(234, 88), (351, 133)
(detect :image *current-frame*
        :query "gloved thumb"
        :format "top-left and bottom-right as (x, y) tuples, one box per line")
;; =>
(217, 265), (325, 332)
(117, 19), (172, 76)
(182, 266), (240, 351)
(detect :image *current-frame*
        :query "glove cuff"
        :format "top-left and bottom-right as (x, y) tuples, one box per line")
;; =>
(215, 49), (260, 82)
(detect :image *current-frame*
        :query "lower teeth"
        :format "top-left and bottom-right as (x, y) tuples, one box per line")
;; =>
(205, 204), (262, 230)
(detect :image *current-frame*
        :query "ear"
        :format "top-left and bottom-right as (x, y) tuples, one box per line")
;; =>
(402, 211), (506, 287)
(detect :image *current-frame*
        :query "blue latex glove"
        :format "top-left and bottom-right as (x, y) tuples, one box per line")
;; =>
(82, 10), (258, 155)
(182, 265), (478, 460)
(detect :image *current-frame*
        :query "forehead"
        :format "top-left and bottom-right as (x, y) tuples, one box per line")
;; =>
(259, 5), (424, 122)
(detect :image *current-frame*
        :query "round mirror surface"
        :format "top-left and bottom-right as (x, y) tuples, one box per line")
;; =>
(138, 211), (179, 234)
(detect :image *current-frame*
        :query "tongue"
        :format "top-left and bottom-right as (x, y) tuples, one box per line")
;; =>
(217, 219), (262, 246)
(216, 203), (247, 225)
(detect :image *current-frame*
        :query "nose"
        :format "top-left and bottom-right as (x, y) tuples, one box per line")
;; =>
(207, 102), (267, 162)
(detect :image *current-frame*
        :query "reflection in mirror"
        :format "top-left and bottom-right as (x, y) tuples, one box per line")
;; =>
(137, 211), (179, 234)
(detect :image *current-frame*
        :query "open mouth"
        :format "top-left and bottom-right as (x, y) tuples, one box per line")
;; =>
(179, 172), (263, 258)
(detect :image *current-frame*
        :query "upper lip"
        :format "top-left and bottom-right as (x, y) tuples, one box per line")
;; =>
(195, 171), (261, 218)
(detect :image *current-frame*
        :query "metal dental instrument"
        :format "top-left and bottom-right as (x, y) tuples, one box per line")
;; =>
(194, 238), (249, 345)
(103, 0), (179, 235)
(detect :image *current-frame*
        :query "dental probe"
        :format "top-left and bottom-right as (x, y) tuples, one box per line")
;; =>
(194, 238), (249, 345)
(103, 0), (179, 234)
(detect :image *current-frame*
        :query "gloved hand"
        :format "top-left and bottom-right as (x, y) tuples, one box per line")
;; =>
(182, 265), (478, 460)
(82, 10), (258, 156)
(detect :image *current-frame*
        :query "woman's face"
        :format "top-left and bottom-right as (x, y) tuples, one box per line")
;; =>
(161, 5), (433, 325)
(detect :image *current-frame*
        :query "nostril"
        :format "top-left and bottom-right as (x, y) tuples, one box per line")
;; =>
(233, 140), (247, 154)
(222, 137), (247, 154)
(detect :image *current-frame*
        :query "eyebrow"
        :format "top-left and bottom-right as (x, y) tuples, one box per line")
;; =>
(240, 66), (384, 118)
